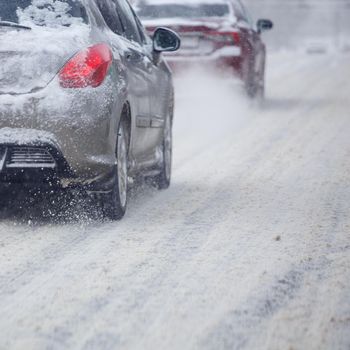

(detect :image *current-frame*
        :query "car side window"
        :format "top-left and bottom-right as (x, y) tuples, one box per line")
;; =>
(112, 0), (142, 44)
(130, 6), (150, 45)
(232, 0), (250, 25)
(236, 0), (254, 28)
(96, 0), (123, 35)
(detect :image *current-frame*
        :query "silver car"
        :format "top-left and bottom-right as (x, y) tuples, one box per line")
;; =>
(0, 0), (180, 219)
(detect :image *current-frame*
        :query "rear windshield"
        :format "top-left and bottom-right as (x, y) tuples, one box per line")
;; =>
(0, 0), (87, 27)
(137, 3), (230, 20)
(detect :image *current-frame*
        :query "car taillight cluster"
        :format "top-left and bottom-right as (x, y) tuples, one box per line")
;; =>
(59, 43), (113, 88)
(206, 32), (240, 45)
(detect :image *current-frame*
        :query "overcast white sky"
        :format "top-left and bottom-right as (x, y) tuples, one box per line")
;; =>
(244, 0), (350, 48)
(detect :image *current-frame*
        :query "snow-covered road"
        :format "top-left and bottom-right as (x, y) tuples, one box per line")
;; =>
(1, 52), (350, 350)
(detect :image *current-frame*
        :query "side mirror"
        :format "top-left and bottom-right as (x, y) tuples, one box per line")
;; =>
(257, 19), (273, 33)
(153, 27), (181, 53)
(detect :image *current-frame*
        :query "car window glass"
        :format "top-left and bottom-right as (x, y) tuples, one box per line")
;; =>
(96, 0), (123, 35)
(131, 6), (149, 45)
(112, 0), (141, 44)
(236, 0), (254, 27)
(231, 0), (248, 23)
(137, 4), (230, 19)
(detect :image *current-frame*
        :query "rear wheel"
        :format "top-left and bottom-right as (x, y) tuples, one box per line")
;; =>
(153, 114), (172, 190)
(243, 58), (265, 101)
(245, 70), (259, 99)
(101, 118), (129, 220)
(255, 77), (265, 105)
(0, 188), (8, 211)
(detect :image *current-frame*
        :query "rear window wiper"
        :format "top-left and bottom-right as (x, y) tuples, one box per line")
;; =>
(0, 21), (31, 30)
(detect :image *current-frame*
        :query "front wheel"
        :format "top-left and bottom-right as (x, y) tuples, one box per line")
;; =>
(255, 79), (265, 105)
(0, 188), (8, 212)
(243, 57), (265, 102)
(153, 115), (172, 190)
(101, 119), (129, 220)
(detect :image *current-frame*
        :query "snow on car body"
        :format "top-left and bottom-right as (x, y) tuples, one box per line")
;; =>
(0, 0), (180, 219)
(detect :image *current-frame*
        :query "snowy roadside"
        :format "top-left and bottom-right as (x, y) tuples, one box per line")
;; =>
(0, 51), (350, 350)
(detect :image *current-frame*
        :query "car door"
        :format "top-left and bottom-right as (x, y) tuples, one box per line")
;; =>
(133, 11), (172, 163)
(112, 0), (159, 167)
(96, 0), (154, 166)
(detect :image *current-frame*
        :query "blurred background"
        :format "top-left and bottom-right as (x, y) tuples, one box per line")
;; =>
(239, 0), (350, 51)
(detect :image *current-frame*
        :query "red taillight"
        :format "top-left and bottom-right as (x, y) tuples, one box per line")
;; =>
(59, 43), (113, 88)
(231, 32), (240, 45)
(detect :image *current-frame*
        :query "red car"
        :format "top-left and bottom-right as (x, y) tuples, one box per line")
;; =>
(136, 0), (273, 98)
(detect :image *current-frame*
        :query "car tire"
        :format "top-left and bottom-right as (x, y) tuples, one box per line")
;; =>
(0, 189), (7, 211)
(255, 77), (265, 105)
(245, 70), (258, 98)
(153, 114), (173, 190)
(243, 57), (265, 102)
(101, 118), (129, 221)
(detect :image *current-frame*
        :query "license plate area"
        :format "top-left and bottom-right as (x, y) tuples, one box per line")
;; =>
(181, 36), (199, 49)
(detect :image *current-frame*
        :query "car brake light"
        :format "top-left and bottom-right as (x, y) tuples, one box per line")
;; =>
(59, 43), (113, 88)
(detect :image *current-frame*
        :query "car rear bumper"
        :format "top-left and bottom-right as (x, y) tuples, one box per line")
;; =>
(165, 46), (242, 74)
(0, 142), (71, 182)
(0, 130), (116, 191)
(0, 77), (122, 191)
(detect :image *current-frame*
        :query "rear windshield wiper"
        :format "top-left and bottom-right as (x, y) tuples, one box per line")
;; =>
(0, 21), (31, 30)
